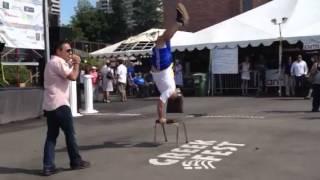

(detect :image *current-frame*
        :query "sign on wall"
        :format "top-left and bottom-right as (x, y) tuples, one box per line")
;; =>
(212, 48), (238, 74)
(0, 0), (44, 49)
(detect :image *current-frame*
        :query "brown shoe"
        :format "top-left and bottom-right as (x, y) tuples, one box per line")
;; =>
(176, 3), (189, 26)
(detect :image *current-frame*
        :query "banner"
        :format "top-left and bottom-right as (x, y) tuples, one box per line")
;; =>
(265, 69), (284, 87)
(0, 0), (44, 49)
(212, 48), (238, 74)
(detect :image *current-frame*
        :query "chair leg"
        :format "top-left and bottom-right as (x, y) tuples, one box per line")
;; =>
(161, 123), (168, 142)
(182, 122), (189, 143)
(153, 124), (157, 143)
(176, 124), (179, 146)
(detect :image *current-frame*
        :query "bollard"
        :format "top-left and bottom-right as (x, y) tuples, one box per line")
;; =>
(69, 81), (82, 117)
(80, 75), (98, 114)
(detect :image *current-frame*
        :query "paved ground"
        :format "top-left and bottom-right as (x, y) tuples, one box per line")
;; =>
(0, 96), (320, 180)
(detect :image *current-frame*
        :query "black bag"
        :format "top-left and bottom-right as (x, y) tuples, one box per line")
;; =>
(166, 94), (183, 113)
(106, 71), (113, 79)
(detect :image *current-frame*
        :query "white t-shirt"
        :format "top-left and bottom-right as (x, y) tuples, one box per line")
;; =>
(291, 60), (308, 77)
(116, 64), (127, 84)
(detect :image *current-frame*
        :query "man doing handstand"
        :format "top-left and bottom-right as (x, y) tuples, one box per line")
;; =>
(151, 2), (189, 123)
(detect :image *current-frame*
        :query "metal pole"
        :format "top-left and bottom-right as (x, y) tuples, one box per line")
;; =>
(208, 49), (213, 96)
(278, 23), (283, 97)
(279, 38), (283, 97)
(43, 0), (50, 63)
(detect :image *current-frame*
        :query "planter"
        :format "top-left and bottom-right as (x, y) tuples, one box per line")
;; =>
(18, 83), (26, 88)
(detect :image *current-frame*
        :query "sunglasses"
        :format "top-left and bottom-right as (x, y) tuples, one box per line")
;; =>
(66, 49), (73, 53)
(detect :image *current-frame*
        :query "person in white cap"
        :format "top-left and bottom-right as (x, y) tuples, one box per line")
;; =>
(151, 2), (189, 123)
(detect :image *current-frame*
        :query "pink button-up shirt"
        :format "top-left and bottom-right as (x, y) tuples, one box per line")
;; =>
(42, 55), (73, 111)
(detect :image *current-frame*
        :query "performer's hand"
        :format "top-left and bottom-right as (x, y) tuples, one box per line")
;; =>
(159, 117), (167, 124)
(71, 54), (81, 64)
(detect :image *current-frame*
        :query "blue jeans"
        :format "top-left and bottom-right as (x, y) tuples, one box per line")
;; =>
(43, 105), (82, 169)
(312, 84), (320, 111)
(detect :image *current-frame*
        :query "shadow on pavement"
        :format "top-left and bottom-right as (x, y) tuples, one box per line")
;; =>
(56, 141), (161, 152)
(0, 166), (69, 176)
(0, 166), (40, 176)
(271, 98), (308, 101)
(301, 117), (320, 120)
(263, 110), (309, 113)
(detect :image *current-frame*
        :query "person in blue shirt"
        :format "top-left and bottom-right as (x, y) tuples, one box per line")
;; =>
(151, 2), (189, 123)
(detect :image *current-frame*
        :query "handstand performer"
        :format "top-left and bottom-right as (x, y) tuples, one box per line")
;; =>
(151, 2), (189, 123)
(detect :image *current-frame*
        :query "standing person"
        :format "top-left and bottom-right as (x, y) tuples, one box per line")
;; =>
(291, 54), (308, 97)
(284, 56), (295, 96)
(151, 2), (189, 123)
(101, 60), (114, 103)
(256, 55), (267, 95)
(309, 55), (320, 112)
(116, 59), (127, 102)
(240, 57), (251, 96)
(305, 56), (317, 99)
(174, 59), (184, 89)
(89, 66), (99, 101)
(42, 41), (90, 176)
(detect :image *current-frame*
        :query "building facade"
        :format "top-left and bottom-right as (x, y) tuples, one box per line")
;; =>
(96, 0), (113, 14)
(49, 0), (60, 26)
(96, 0), (135, 28)
(163, 0), (271, 32)
(121, 0), (135, 28)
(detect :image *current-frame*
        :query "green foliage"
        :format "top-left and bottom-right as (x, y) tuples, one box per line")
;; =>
(71, 5), (109, 42)
(76, 0), (93, 11)
(1, 66), (31, 86)
(82, 57), (102, 68)
(106, 0), (129, 42)
(70, 0), (163, 43)
(132, 0), (163, 34)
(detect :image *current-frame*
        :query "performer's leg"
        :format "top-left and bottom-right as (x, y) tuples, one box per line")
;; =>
(157, 100), (166, 122)
(158, 83), (177, 123)
(155, 2), (189, 48)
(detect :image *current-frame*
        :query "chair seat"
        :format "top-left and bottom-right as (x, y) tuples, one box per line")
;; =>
(155, 119), (177, 124)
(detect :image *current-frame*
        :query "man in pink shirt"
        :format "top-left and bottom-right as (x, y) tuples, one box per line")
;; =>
(42, 41), (90, 176)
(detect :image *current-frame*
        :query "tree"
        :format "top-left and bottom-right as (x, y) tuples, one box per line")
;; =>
(70, 0), (109, 42)
(131, 0), (163, 34)
(106, 0), (129, 42)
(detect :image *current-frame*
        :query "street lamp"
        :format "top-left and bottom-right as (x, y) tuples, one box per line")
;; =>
(271, 17), (288, 97)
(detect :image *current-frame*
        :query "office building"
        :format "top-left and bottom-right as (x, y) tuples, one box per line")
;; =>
(163, 0), (271, 32)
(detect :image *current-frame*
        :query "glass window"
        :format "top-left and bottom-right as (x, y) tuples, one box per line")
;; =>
(3, 2), (9, 9)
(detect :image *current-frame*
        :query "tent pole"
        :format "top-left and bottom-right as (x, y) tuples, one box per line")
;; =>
(278, 39), (283, 97)
(208, 49), (213, 96)
(278, 23), (283, 97)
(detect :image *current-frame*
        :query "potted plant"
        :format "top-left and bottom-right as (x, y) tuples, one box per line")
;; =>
(17, 66), (31, 87)
(3, 65), (30, 87)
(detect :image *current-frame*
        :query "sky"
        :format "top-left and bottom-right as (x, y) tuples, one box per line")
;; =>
(61, 0), (96, 25)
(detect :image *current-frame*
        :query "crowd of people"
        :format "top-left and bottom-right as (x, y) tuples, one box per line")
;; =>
(239, 54), (320, 99)
(77, 58), (184, 104)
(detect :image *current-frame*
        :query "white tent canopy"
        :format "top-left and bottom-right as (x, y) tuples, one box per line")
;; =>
(90, 28), (193, 58)
(173, 0), (320, 51)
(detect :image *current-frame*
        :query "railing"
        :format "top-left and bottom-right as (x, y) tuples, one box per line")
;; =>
(211, 71), (260, 95)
